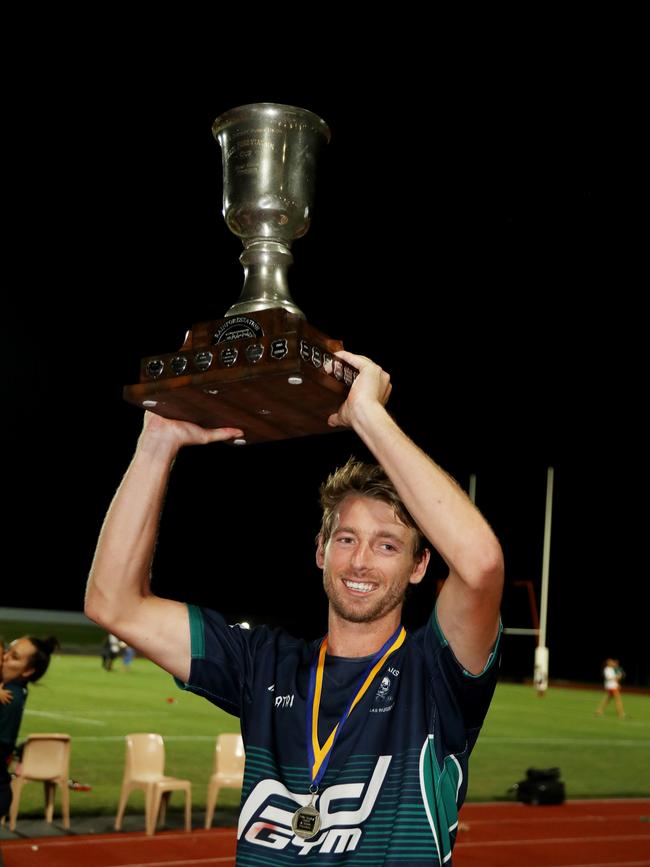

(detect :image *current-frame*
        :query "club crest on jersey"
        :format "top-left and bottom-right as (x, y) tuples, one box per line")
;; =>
(238, 755), (391, 855)
(370, 673), (396, 712)
(376, 676), (391, 699)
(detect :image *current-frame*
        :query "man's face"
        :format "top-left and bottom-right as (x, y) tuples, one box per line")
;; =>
(1, 637), (36, 683)
(316, 495), (428, 625)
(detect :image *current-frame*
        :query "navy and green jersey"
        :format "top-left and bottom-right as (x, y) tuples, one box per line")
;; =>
(177, 604), (501, 865)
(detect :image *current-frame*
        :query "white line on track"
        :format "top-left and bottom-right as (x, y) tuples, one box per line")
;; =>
(463, 798), (650, 805)
(552, 862), (650, 866)
(456, 833), (650, 848)
(7, 856), (233, 867)
(461, 813), (644, 826)
(4, 830), (235, 847)
(105, 860), (233, 866)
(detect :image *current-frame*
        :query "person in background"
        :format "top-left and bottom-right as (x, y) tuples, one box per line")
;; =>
(121, 642), (135, 671)
(595, 657), (626, 719)
(0, 636), (58, 819)
(101, 632), (121, 671)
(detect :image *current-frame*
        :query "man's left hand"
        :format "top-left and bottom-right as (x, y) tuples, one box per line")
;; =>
(327, 350), (392, 429)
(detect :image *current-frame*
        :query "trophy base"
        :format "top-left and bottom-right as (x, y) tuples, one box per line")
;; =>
(123, 309), (357, 444)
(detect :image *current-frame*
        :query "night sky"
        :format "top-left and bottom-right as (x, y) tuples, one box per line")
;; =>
(3, 43), (645, 686)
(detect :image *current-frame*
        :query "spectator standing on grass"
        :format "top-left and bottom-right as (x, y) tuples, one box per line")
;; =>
(595, 657), (626, 719)
(121, 643), (135, 671)
(101, 632), (121, 671)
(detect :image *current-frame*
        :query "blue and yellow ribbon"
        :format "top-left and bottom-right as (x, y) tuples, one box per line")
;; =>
(305, 624), (406, 787)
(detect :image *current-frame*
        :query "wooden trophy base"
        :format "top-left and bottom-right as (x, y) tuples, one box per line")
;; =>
(123, 309), (357, 444)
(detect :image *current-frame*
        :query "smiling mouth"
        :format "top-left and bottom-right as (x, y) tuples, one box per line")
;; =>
(343, 579), (377, 594)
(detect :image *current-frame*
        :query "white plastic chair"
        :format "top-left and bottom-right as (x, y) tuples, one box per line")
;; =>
(205, 733), (245, 829)
(114, 733), (191, 835)
(9, 733), (71, 830)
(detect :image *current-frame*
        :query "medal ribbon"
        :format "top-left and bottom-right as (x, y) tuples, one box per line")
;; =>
(306, 624), (406, 787)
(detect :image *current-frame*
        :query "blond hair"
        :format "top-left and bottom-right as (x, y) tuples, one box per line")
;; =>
(319, 457), (427, 557)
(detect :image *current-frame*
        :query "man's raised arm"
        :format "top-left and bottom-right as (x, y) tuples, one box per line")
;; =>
(84, 413), (243, 681)
(329, 350), (504, 674)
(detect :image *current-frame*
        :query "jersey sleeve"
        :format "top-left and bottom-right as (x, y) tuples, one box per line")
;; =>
(173, 604), (273, 717)
(425, 603), (502, 734)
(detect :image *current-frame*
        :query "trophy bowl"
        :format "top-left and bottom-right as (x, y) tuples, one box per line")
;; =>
(123, 103), (357, 445)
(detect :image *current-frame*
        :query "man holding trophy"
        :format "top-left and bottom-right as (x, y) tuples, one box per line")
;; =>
(86, 105), (503, 864)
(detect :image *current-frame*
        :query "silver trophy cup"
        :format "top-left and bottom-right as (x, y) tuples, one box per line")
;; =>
(213, 103), (331, 318)
(124, 103), (357, 444)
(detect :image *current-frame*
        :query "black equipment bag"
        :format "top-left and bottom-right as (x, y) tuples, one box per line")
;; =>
(512, 767), (565, 805)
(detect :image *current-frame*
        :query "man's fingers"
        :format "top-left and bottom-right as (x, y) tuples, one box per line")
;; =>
(204, 427), (245, 444)
(334, 349), (390, 384)
(142, 411), (243, 446)
(333, 349), (370, 368)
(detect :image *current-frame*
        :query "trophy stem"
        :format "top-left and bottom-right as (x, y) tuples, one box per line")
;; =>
(226, 241), (305, 318)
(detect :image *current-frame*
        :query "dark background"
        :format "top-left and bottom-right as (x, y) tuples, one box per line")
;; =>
(3, 33), (646, 685)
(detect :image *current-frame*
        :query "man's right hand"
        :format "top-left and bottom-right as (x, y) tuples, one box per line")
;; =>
(85, 411), (244, 684)
(138, 411), (244, 454)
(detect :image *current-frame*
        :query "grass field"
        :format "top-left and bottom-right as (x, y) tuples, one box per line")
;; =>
(10, 654), (650, 818)
(469, 682), (650, 800)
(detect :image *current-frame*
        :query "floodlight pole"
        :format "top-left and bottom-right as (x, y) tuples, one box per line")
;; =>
(534, 467), (554, 695)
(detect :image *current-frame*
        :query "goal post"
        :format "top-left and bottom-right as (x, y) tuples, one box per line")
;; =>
(535, 467), (555, 695)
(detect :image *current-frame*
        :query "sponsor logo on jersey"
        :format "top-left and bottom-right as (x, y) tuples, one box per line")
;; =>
(238, 755), (391, 855)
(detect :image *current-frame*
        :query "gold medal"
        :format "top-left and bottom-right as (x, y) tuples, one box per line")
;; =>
(291, 802), (322, 839)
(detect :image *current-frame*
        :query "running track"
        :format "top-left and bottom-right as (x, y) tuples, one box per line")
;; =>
(1, 799), (648, 866)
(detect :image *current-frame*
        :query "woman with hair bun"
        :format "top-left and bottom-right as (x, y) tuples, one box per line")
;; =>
(0, 635), (58, 819)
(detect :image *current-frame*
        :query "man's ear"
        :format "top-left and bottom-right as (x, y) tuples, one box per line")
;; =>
(23, 667), (35, 681)
(408, 548), (431, 586)
(316, 534), (325, 569)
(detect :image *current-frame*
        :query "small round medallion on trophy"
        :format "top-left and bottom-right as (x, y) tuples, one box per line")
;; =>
(145, 360), (164, 379)
(193, 351), (213, 372)
(219, 347), (238, 367)
(245, 344), (264, 364)
(170, 356), (188, 376)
